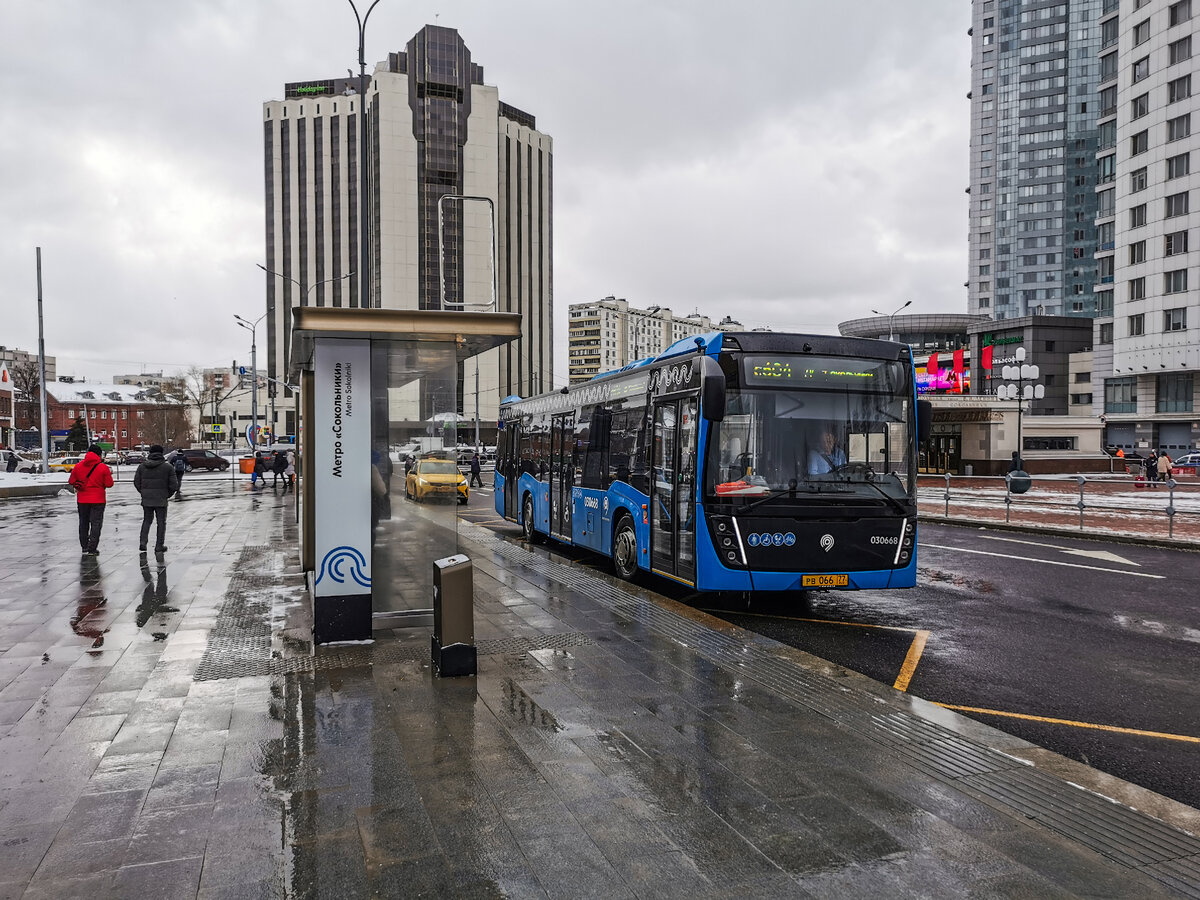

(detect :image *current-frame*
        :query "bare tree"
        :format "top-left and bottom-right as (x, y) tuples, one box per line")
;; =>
(9, 360), (41, 429)
(179, 366), (212, 442)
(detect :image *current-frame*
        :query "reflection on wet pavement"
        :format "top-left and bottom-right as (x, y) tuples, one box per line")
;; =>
(0, 480), (1194, 897)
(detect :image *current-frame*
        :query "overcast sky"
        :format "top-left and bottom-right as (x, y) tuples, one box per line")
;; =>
(1, 0), (970, 387)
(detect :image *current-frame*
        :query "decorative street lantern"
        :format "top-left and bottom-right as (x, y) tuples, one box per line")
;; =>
(997, 346), (1043, 492)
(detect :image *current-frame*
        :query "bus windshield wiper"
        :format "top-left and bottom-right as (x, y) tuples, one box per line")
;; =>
(853, 475), (911, 516)
(734, 480), (850, 514)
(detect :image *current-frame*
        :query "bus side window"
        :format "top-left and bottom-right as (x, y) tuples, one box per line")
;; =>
(631, 406), (650, 494)
(583, 409), (610, 489)
(608, 409), (635, 487)
(518, 416), (533, 476)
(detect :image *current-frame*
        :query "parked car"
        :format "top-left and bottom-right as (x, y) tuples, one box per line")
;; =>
(172, 448), (231, 472)
(48, 455), (84, 472)
(405, 457), (469, 505)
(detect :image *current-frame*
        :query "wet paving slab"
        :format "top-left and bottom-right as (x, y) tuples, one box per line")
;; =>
(0, 481), (1198, 897)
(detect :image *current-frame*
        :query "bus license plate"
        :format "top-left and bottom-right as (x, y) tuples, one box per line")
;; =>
(802, 574), (848, 588)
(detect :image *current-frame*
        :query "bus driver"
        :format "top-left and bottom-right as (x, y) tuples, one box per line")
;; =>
(808, 428), (847, 475)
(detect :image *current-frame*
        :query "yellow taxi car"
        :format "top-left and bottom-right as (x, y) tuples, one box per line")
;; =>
(48, 455), (85, 472)
(405, 457), (469, 505)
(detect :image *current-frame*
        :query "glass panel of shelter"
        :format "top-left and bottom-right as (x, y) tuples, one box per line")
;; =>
(369, 339), (460, 617)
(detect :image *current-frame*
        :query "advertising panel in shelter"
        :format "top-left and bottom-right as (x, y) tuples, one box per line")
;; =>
(314, 339), (372, 599)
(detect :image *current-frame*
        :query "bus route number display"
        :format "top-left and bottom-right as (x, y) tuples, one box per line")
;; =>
(743, 355), (881, 388)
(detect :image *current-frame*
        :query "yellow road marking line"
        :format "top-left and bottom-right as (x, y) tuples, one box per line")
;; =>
(892, 630), (929, 693)
(698, 611), (930, 693)
(934, 703), (1200, 744)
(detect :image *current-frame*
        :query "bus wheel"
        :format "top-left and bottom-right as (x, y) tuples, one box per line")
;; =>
(522, 495), (539, 543)
(613, 516), (638, 581)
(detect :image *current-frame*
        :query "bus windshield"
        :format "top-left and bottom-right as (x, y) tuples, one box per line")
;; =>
(705, 356), (915, 504)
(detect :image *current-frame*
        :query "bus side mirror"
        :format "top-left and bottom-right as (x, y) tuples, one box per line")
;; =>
(700, 357), (725, 421)
(917, 399), (933, 442)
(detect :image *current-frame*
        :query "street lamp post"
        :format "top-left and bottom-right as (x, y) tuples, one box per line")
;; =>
(257, 265), (354, 441)
(871, 299), (913, 343)
(998, 346), (1044, 478)
(234, 314), (265, 449)
(348, 0), (384, 310)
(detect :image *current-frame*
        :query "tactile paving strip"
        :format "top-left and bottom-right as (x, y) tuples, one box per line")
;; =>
(460, 525), (1200, 893)
(196, 552), (594, 681)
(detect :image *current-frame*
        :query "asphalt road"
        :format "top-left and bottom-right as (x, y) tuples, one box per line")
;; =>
(457, 485), (1200, 811)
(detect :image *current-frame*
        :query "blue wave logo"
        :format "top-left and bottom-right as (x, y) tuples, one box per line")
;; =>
(316, 546), (371, 588)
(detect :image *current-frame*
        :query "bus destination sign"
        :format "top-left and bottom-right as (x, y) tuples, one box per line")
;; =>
(743, 355), (883, 388)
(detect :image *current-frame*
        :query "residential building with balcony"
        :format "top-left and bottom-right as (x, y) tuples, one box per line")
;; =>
(567, 297), (742, 384)
(1091, 0), (1200, 455)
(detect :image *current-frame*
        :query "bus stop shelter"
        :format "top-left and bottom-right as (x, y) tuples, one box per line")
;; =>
(289, 307), (522, 644)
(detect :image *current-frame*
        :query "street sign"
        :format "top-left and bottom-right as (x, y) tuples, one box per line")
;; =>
(205, 424), (226, 434)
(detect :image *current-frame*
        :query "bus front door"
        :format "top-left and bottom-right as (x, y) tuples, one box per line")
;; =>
(549, 413), (574, 540)
(650, 398), (697, 584)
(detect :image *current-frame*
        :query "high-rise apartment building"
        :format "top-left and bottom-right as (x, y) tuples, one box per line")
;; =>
(968, 0), (1101, 321)
(1091, 0), (1200, 453)
(263, 24), (553, 433)
(567, 297), (743, 384)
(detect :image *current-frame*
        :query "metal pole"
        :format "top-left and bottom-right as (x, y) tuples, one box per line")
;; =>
(350, 0), (383, 310)
(251, 328), (258, 449)
(35, 248), (49, 467)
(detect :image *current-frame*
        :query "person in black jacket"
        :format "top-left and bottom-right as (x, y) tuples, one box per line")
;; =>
(171, 451), (187, 499)
(134, 445), (179, 553)
(271, 450), (288, 487)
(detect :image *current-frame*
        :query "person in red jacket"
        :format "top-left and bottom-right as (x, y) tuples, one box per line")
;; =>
(69, 444), (115, 556)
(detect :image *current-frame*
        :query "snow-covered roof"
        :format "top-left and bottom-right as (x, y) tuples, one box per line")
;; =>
(44, 382), (182, 406)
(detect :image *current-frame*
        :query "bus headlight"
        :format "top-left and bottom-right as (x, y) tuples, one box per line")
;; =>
(708, 516), (745, 568)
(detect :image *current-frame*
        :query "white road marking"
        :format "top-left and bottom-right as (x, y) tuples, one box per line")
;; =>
(922, 543), (1165, 579)
(971, 534), (1141, 567)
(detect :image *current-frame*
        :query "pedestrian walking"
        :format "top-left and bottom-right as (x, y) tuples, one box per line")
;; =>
(271, 450), (287, 487)
(5, 448), (17, 473)
(1145, 450), (1158, 487)
(171, 450), (186, 499)
(1008, 450), (1023, 473)
(134, 444), (178, 553)
(1158, 450), (1172, 483)
(251, 453), (266, 490)
(469, 451), (483, 487)
(68, 444), (114, 555)
(284, 450), (295, 492)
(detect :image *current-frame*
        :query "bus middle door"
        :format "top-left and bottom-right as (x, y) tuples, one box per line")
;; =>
(549, 413), (574, 540)
(503, 424), (519, 520)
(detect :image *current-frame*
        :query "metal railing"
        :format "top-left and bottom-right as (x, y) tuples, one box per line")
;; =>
(922, 472), (1200, 540)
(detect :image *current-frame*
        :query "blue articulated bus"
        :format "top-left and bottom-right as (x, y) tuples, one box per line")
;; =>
(495, 331), (931, 593)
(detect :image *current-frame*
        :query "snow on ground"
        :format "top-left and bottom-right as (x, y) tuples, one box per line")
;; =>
(0, 472), (69, 488)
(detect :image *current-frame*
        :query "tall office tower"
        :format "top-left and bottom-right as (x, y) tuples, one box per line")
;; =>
(968, 0), (1101, 321)
(1092, 0), (1200, 454)
(566, 297), (742, 384)
(263, 24), (553, 434)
